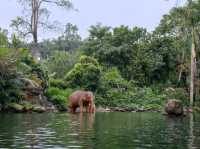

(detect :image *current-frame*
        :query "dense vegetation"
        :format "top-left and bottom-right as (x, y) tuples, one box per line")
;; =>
(1, 0), (200, 112)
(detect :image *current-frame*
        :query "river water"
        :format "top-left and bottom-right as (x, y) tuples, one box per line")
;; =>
(0, 112), (200, 149)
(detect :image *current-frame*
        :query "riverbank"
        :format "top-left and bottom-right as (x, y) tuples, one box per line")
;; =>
(0, 102), (57, 113)
(95, 106), (162, 112)
(0, 103), (163, 113)
(2, 104), (200, 114)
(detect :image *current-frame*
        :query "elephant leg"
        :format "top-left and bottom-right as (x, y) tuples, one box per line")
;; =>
(79, 104), (83, 113)
(71, 107), (76, 113)
(87, 104), (92, 113)
(86, 105), (90, 113)
(69, 106), (73, 113)
(92, 105), (95, 113)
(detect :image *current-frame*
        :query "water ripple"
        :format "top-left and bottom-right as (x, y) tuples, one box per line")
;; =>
(0, 113), (200, 149)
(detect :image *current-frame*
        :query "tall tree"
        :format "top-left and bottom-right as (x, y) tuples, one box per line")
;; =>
(39, 23), (82, 58)
(186, 0), (200, 107)
(158, 0), (200, 107)
(0, 28), (8, 47)
(11, 0), (73, 59)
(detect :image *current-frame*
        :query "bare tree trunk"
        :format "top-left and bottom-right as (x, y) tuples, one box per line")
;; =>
(31, 0), (39, 44)
(178, 51), (185, 82)
(190, 31), (196, 107)
(178, 67), (183, 82)
(30, 0), (41, 60)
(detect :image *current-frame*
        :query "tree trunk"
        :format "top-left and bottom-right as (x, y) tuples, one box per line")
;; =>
(178, 51), (185, 83)
(31, 0), (39, 44)
(190, 31), (196, 107)
(30, 0), (41, 60)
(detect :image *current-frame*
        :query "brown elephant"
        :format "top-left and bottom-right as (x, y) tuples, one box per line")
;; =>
(68, 90), (95, 113)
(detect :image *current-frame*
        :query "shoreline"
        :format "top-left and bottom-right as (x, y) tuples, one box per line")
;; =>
(0, 105), (161, 113)
(95, 107), (161, 113)
(1, 104), (200, 113)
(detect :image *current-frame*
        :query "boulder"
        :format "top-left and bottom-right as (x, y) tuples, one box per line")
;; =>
(7, 103), (24, 113)
(32, 105), (46, 113)
(96, 107), (111, 112)
(22, 102), (33, 112)
(165, 99), (183, 116)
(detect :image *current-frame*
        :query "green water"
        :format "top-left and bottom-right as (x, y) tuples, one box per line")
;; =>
(0, 112), (200, 149)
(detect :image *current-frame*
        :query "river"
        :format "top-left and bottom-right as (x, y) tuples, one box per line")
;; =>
(0, 112), (200, 149)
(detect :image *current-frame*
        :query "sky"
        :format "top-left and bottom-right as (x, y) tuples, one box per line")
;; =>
(0, 0), (186, 40)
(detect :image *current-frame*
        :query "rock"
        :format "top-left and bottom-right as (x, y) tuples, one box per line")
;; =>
(7, 103), (24, 113)
(96, 107), (111, 112)
(22, 102), (33, 112)
(45, 105), (57, 112)
(113, 107), (127, 112)
(32, 105), (46, 113)
(165, 99), (183, 116)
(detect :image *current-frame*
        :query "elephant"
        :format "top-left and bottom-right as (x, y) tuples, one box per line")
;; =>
(68, 90), (95, 113)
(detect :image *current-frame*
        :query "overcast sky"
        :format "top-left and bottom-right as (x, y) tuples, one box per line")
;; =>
(0, 0), (186, 40)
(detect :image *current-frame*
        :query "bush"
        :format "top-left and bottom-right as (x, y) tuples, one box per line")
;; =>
(65, 55), (101, 91)
(96, 67), (133, 106)
(0, 48), (21, 104)
(95, 89), (165, 110)
(49, 78), (67, 89)
(98, 67), (132, 92)
(45, 87), (73, 111)
(42, 50), (80, 78)
(131, 87), (166, 107)
(0, 48), (48, 105)
(0, 28), (8, 47)
(95, 73), (166, 111)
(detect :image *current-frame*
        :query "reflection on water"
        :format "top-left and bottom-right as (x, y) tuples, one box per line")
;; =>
(188, 113), (194, 149)
(0, 112), (200, 149)
(0, 113), (95, 149)
(67, 113), (95, 149)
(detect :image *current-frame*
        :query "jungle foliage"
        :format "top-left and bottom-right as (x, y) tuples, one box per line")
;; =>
(2, 0), (200, 111)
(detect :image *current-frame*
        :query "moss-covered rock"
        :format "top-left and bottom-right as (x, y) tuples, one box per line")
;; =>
(22, 102), (34, 112)
(32, 105), (46, 113)
(6, 103), (24, 113)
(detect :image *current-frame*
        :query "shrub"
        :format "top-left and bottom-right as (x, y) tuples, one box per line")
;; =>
(65, 55), (101, 91)
(0, 48), (21, 104)
(49, 78), (67, 89)
(42, 50), (80, 78)
(131, 87), (166, 107)
(96, 67), (133, 106)
(0, 28), (8, 47)
(95, 74), (166, 111)
(0, 48), (48, 105)
(98, 67), (132, 92)
(45, 87), (73, 111)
